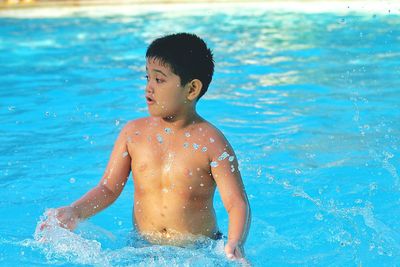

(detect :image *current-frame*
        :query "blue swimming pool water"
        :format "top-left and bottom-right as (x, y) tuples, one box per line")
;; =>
(1, 4), (399, 266)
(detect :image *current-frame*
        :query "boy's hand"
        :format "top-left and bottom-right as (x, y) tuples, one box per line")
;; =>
(54, 206), (80, 230)
(40, 206), (80, 231)
(224, 240), (244, 260)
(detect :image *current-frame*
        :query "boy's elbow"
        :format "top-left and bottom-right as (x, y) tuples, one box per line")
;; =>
(227, 198), (248, 213)
(98, 184), (119, 200)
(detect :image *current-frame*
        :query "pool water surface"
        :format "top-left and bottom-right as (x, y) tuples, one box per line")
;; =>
(0, 3), (400, 266)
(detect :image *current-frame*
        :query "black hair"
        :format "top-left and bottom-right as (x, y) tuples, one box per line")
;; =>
(146, 32), (214, 100)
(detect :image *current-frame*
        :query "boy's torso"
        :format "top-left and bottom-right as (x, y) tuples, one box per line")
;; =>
(126, 116), (220, 245)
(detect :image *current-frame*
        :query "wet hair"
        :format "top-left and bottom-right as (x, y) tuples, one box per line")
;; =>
(146, 32), (214, 100)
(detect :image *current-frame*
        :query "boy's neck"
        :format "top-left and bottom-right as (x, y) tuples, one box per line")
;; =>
(160, 108), (202, 131)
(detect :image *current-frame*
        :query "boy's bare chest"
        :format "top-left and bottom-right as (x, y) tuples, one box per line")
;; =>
(127, 133), (215, 195)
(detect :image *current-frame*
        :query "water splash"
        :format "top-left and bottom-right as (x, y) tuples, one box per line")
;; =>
(31, 209), (106, 265)
(21, 210), (242, 266)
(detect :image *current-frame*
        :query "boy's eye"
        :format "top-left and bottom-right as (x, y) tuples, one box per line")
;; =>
(143, 75), (164, 84)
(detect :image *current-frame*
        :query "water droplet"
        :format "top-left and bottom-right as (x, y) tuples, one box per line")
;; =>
(369, 243), (376, 251)
(165, 128), (171, 134)
(202, 147), (208, 152)
(383, 151), (394, 159)
(135, 131), (140, 135)
(122, 151), (129, 158)
(193, 143), (199, 150)
(103, 179), (108, 185)
(69, 177), (76, 183)
(210, 161), (218, 168)
(295, 169), (301, 175)
(189, 186), (192, 190)
(183, 142), (189, 148)
(369, 183), (378, 191)
(162, 188), (169, 193)
(315, 213), (323, 221)
(218, 152), (229, 161)
(209, 137), (215, 143)
(185, 132), (191, 137)
(231, 165), (235, 172)
(200, 183), (204, 187)
(115, 120), (120, 126)
(127, 136), (132, 143)
(156, 134), (163, 144)
(228, 156), (235, 162)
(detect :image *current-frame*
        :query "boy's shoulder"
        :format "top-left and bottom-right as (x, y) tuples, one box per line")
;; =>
(121, 117), (153, 131)
(198, 119), (227, 141)
(195, 119), (233, 154)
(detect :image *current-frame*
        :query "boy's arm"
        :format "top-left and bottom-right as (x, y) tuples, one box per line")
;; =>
(70, 121), (133, 220)
(209, 131), (251, 259)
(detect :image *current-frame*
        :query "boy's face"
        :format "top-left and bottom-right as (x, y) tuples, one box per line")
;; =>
(145, 57), (190, 119)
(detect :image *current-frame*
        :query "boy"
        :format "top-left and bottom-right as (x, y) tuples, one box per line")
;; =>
(44, 33), (251, 260)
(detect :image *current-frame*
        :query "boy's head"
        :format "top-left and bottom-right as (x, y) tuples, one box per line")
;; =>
(145, 33), (214, 119)
(146, 32), (214, 100)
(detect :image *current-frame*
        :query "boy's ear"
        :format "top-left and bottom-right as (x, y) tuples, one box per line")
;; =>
(186, 79), (203, 101)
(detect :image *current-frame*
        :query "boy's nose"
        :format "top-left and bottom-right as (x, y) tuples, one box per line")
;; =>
(145, 84), (154, 94)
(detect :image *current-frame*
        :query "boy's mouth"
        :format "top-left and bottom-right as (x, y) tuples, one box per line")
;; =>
(145, 95), (155, 105)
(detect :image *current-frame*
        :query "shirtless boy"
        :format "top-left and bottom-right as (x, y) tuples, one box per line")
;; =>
(44, 32), (251, 260)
